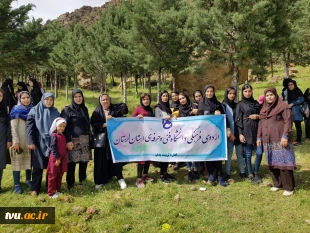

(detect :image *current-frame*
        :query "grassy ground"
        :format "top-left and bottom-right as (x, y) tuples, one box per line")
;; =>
(1, 66), (310, 232)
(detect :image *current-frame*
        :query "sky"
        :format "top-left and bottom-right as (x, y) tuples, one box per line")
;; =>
(11, 0), (109, 22)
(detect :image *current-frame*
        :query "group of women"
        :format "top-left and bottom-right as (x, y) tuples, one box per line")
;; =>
(0, 78), (305, 197)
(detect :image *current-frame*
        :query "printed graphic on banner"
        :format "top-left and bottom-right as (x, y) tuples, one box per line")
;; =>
(107, 115), (227, 162)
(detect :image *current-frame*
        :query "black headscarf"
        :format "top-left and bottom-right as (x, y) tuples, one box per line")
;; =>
(0, 89), (8, 117)
(241, 84), (261, 112)
(154, 91), (172, 115)
(69, 89), (90, 125)
(287, 80), (303, 103)
(17, 81), (28, 92)
(170, 91), (180, 110)
(2, 78), (14, 90)
(98, 93), (127, 119)
(198, 84), (220, 113)
(30, 78), (41, 94)
(223, 87), (237, 113)
(179, 93), (193, 117)
(140, 93), (154, 117)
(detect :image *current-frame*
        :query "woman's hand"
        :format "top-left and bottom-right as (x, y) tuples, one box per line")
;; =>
(66, 142), (74, 151)
(239, 134), (246, 143)
(288, 103), (293, 108)
(55, 159), (61, 167)
(28, 144), (35, 150)
(12, 143), (20, 151)
(257, 139), (262, 147)
(215, 110), (221, 115)
(137, 114), (143, 119)
(280, 138), (288, 148)
(106, 115), (112, 121)
(165, 115), (171, 120)
(229, 134), (236, 142)
(7, 142), (12, 149)
(248, 114), (259, 120)
(102, 123), (107, 128)
(191, 109), (198, 115)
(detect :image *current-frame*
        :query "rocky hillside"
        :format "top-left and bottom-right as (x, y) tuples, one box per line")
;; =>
(49, 0), (121, 27)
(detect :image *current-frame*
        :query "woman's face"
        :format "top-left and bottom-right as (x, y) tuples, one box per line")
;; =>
(194, 92), (202, 102)
(179, 94), (187, 105)
(288, 82), (295, 91)
(17, 85), (23, 90)
(20, 93), (31, 106)
(142, 96), (150, 107)
(227, 90), (236, 101)
(0, 92), (3, 102)
(171, 92), (179, 102)
(101, 95), (111, 110)
(265, 91), (276, 104)
(73, 93), (83, 105)
(28, 81), (33, 87)
(205, 87), (214, 99)
(243, 87), (252, 99)
(44, 96), (54, 108)
(161, 93), (169, 103)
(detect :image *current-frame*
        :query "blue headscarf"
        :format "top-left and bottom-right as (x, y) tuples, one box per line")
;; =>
(10, 91), (32, 121)
(29, 92), (60, 157)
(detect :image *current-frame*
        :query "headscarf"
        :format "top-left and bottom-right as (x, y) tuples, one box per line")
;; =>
(287, 80), (303, 103)
(49, 117), (67, 135)
(30, 78), (42, 95)
(193, 90), (203, 104)
(10, 91), (32, 121)
(198, 84), (220, 113)
(154, 91), (172, 115)
(69, 89), (89, 122)
(140, 93), (154, 117)
(223, 87), (237, 110)
(17, 81), (28, 92)
(30, 92), (60, 157)
(1, 78), (14, 90)
(260, 88), (290, 118)
(179, 93), (193, 117)
(0, 89), (8, 117)
(96, 93), (127, 120)
(170, 91), (180, 110)
(241, 84), (261, 112)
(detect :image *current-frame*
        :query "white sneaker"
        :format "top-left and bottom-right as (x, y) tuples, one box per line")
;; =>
(283, 190), (294, 196)
(95, 184), (103, 189)
(49, 194), (58, 199)
(270, 187), (280, 192)
(118, 179), (127, 190)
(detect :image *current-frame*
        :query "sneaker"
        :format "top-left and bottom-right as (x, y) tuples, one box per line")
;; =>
(293, 141), (302, 146)
(118, 179), (127, 190)
(218, 176), (228, 187)
(142, 176), (153, 182)
(164, 173), (174, 181)
(13, 185), (22, 194)
(251, 174), (261, 184)
(283, 190), (294, 196)
(239, 173), (247, 179)
(160, 175), (170, 184)
(95, 184), (103, 189)
(270, 187), (280, 192)
(208, 174), (215, 182)
(49, 193), (59, 199)
(136, 179), (145, 188)
(26, 180), (32, 189)
(30, 191), (37, 196)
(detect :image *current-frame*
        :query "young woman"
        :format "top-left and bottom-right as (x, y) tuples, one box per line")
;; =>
(90, 94), (127, 190)
(192, 90), (203, 109)
(178, 92), (199, 181)
(10, 91), (32, 194)
(170, 91), (180, 118)
(222, 87), (246, 180)
(28, 78), (43, 106)
(0, 89), (12, 192)
(27, 93), (60, 195)
(235, 84), (263, 184)
(304, 88), (310, 141)
(286, 80), (304, 146)
(1, 78), (17, 113)
(61, 89), (91, 189)
(132, 93), (154, 188)
(198, 84), (229, 187)
(257, 88), (296, 196)
(154, 90), (175, 183)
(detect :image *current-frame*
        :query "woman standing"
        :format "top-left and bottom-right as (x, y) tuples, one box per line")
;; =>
(192, 90), (203, 109)
(154, 91), (175, 183)
(198, 84), (229, 186)
(1, 78), (17, 113)
(0, 89), (12, 192)
(179, 92), (199, 181)
(257, 88), (296, 196)
(286, 80), (304, 146)
(132, 93), (154, 188)
(10, 91), (32, 194)
(236, 84), (263, 184)
(222, 87), (246, 179)
(304, 88), (310, 141)
(61, 89), (91, 189)
(28, 78), (43, 106)
(27, 93), (60, 195)
(90, 94), (127, 190)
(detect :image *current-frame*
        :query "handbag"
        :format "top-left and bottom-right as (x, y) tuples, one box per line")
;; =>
(91, 132), (106, 149)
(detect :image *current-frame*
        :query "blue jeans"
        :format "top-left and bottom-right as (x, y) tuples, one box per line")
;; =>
(225, 144), (244, 175)
(245, 144), (263, 175)
(13, 170), (32, 186)
(186, 162), (199, 170)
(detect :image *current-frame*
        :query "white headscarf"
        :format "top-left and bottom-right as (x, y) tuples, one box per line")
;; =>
(49, 117), (67, 135)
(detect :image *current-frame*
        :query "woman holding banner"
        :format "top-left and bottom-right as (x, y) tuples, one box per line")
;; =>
(90, 93), (127, 190)
(235, 84), (263, 184)
(154, 90), (175, 184)
(198, 84), (229, 187)
(257, 88), (296, 196)
(132, 93), (154, 188)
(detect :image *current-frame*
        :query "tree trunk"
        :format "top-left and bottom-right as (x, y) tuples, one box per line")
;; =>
(231, 65), (239, 101)
(100, 75), (104, 93)
(123, 73), (127, 104)
(65, 75), (69, 100)
(134, 74), (138, 96)
(157, 67), (162, 103)
(104, 73), (107, 93)
(270, 54), (274, 78)
(120, 73), (124, 96)
(172, 75), (176, 92)
(54, 69), (58, 98)
(147, 73), (151, 95)
(90, 76), (93, 91)
(74, 74), (77, 89)
(283, 52), (290, 78)
(50, 70), (53, 90)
